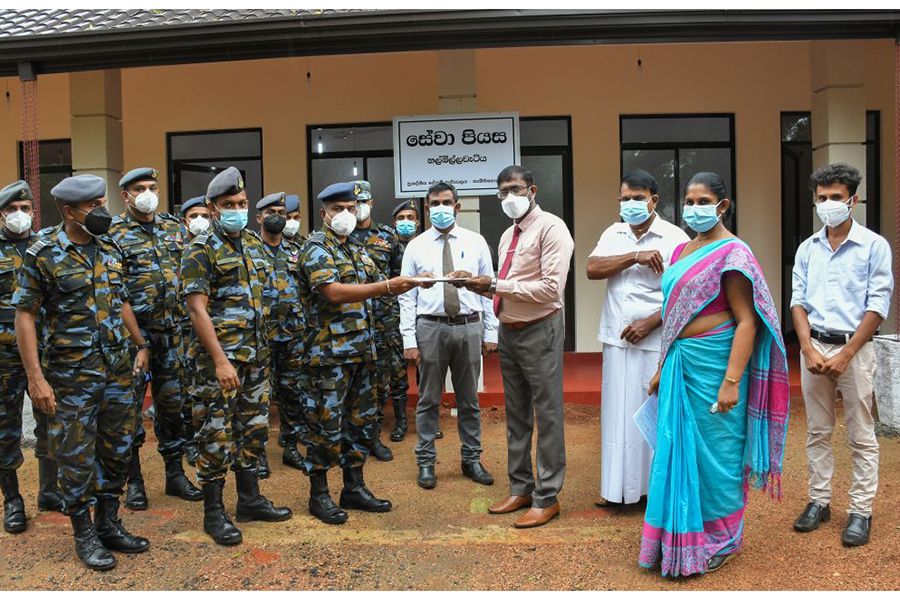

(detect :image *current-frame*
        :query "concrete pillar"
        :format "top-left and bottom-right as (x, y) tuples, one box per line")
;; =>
(809, 41), (867, 225)
(70, 70), (124, 213)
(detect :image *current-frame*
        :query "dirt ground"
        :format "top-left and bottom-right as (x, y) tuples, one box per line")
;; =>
(1, 400), (899, 591)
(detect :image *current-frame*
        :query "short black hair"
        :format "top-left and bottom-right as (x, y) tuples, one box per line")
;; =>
(620, 169), (658, 195)
(684, 171), (727, 201)
(497, 165), (534, 187)
(426, 181), (458, 202)
(809, 162), (862, 196)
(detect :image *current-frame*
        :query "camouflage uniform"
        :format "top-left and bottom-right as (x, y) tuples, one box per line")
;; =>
(181, 221), (271, 484)
(13, 225), (137, 517)
(297, 227), (380, 474)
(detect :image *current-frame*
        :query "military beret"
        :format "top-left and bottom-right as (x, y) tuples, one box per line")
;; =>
(352, 180), (372, 200)
(0, 180), (33, 209)
(317, 182), (360, 203)
(256, 192), (286, 211)
(180, 196), (207, 215)
(206, 166), (245, 201)
(285, 194), (300, 214)
(392, 199), (418, 218)
(50, 174), (107, 204)
(119, 167), (159, 189)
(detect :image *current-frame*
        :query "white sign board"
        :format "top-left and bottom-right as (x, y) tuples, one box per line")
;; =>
(393, 112), (521, 198)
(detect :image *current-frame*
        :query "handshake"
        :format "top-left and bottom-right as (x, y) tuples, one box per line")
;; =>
(405, 271), (494, 294)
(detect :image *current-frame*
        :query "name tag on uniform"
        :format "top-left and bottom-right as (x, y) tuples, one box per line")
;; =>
(218, 257), (242, 267)
(58, 267), (89, 276)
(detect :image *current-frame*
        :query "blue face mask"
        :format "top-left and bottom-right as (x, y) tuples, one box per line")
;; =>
(396, 220), (416, 238)
(619, 199), (653, 225)
(429, 205), (456, 229)
(682, 202), (722, 233)
(219, 208), (248, 233)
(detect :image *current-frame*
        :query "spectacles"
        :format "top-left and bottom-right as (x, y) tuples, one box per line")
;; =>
(497, 186), (530, 199)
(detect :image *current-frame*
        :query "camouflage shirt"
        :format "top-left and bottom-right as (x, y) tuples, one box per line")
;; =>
(180, 221), (269, 364)
(297, 227), (379, 366)
(0, 228), (39, 345)
(260, 238), (303, 343)
(13, 224), (131, 367)
(349, 223), (401, 331)
(108, 211), (184, 331)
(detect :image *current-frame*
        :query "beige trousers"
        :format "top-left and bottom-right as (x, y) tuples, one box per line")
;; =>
(800, 339), (879, 516)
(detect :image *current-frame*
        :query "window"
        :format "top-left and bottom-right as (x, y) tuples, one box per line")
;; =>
(18, 139), (72, 230)
(620, 114), (736, 233)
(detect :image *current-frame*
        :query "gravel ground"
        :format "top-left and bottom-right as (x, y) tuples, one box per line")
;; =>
(1, 400), (898, 591)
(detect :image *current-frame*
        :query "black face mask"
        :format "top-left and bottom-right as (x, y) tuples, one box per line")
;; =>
(263, 214), (286, 234)
(72, 206), (113, 236)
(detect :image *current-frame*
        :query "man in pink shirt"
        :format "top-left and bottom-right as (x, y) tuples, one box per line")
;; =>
(464, 165), (574, 528)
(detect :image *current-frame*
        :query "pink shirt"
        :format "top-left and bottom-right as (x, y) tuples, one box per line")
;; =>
(495, 205), (575, 324)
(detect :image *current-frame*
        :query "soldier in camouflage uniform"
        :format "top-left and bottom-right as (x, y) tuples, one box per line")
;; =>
(14, 174), (151, 571)
(109, 168), (201, 510)
(254, 192), (306, 475)
(181, 167), (291, 546)
(297, 181), (420, 524)
(282, 193), (305, 246)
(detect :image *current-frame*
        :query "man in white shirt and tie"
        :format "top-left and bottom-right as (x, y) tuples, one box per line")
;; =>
(399, 182), (499, 489)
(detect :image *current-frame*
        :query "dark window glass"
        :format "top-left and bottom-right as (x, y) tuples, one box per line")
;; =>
(781, 114), (811, 143)
(170, 130), (261, 161)
(621, 116), (731, 144)
(520, 118), (569, 147)
(309, 126), (392, 155)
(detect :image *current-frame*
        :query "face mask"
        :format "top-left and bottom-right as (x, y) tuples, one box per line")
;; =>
(356, 202), (372, 223)
(501, 193), (531, 220)
(130, 190), (159, 214)
(816, 199), (852, 227)
(429, 205), (456, 229)
(619, 199), (653, 226)
(73, 206), (113, 236)
(263, 214), (286, 234)
(283, 219), (301, 238)
(682, 202), (722, 233)
(218, 208), (248, 233)
(188, 216), (210, 236)
(395, 220), (416, 238)
(4, 210), (32, 235)
(326, 210), (356, 237)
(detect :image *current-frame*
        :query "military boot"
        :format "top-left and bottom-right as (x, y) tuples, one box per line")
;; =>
(257, 450), (271, 479)
(339, 467), (392, 513)
(37, 458), (64, 512)
(0, 470), (27, 534)
(70, 512), (116, 571)
(308, 472), (347, 525)
(94, 497), (149, 553)
(369, 420), (394, 462)
(202, 479), (242, 546)
(282, 438), (305, 471)
(124, 449), (148, 511)
(234, 469), (292, 523)
(390, 397), (408, 442)
(164, 457), (202, 501)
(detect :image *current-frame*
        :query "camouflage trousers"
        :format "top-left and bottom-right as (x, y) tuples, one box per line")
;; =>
(46, 349), (138, 516)
(193, 355), (270, 484)
(300, 361), (377, 474)
(134, 327), (186, 460)
(271, 338), (307, 443)
(0, 343), (27, 471)
(374, 329), (409, 420)
(180, 339), (199, 447)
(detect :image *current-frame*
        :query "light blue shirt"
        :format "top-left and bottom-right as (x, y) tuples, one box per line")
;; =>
(399, 224), (499, 349)
(791, 220), (894, 335)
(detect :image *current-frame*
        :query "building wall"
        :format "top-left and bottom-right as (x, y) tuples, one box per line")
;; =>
(1, 39), (895, 350)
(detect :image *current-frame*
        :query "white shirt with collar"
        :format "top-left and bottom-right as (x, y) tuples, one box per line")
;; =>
(791, 219), (893, 335)
(399, 224), (499, 349)
(590, 215), (690, 351)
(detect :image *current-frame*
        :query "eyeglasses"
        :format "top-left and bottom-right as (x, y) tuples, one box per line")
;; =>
(497, 186), (530, 199)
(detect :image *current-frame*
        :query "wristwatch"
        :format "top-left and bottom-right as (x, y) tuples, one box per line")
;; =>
(488, 277), (498, 294)
(138, 342), (151, 350)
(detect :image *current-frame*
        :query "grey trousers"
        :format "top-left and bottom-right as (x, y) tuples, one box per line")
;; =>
(498, 310), (566, 509)
(414, 317), (484, 467)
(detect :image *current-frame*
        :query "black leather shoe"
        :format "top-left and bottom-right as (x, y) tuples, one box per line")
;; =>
(793, 502), (830, 532)
(282, 442), (305, 471)
(164, 457), (202, 501)
(435, 429), (444, 440)
(184, 443), (200, 468)
(124, 450), (148, 511)
(37, 458), (64, 512)
(462, 461), (494, 485)
(370, 438), (394, 462)
(0, 470), (27, 534)
(70, 512), (116, 571)
(339, 467), (392, 512)
(706, 552), (736, 572)
(234, 469), (292, 523)
(308, 473), (348, 525)
(94, 497), (149, 554)
(417, 466), (437, 489)
(202, 480), (242, 546)
(257, 451), (271, 479)
(842, 514), (871, 546)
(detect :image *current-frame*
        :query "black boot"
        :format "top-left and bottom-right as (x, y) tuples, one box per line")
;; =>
(0, 470), (27, 534)
(202, 480), (242, 546)
(124, 449), (148, 511)
(94, 497), (149, 553)
(257, 451), (271, 479)
(339, 467), (392, 513)
(164, 457), (202, 501)
(184, 443), (200, 468)
(37, 458), (64, 512)
(277, 429), (288, 448)
(234, 469), (292, 523)
(282, 439), (305, 471)
(370, 433), (394, 462)
(308, 472), (347, 524)
(71, 512), (116, 571)
(390, 397), (408, 442)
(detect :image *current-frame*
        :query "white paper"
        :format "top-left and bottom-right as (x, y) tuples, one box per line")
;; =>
(413, 277), (468, 283)
(633, 393), (659, 450)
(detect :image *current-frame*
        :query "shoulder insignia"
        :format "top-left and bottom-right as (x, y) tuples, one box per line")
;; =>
(38, 226), (56, 236)
(378, 223), (397, 236)
(26, 238), (50, 256)
(159, 213), (180, 223)
(308, 231), (326, 244)
(192, 233), (209, 246)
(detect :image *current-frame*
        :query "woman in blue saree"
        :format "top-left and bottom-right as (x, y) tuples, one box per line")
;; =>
(640, 172), (790, 576)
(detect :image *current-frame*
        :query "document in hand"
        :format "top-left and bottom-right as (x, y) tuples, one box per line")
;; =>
(633, 393), (658, 450)
(412, 277), (468, 283)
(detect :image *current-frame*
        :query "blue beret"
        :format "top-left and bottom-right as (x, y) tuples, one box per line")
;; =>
(119, 167), (159, 189)
(181, 196), (207, 215)
(393, 199), (418, 218)
(352, 180), (372, 200)
(51, 174), (107, 204)
(317, 182), (359, 203)
(256, 192), (286, 210)
(0, 180), (33, 209)
(285, 194), (300, 214)
(206, 166), (245, 201)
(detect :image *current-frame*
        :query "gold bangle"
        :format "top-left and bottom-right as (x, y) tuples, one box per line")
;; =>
(385, 280), (392, 296)
(724, 376), (739, 385)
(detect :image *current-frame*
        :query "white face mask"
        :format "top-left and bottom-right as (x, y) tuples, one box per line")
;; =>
(816, 198), (853, 228)
(283, 219), (301, 238)
(327, 210), (356, 237)
(130, 190), (159, 214)
(4, 210), (32, 235)
(356, 202), (372, 223)
(188, 216), (210, 236)
(501, 193), (531, 220)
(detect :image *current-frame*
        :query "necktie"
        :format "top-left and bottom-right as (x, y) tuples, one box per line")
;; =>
(493, 226), (521, 317)
(442, 233), (460, 317)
